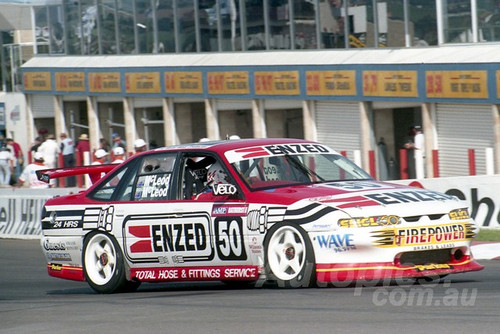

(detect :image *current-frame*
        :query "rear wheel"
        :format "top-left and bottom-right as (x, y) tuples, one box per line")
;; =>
(264, 224), (316, 288)
(83, 232), (139, 293)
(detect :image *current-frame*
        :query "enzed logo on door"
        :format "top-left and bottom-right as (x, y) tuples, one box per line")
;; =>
(123, 213), (214, 263)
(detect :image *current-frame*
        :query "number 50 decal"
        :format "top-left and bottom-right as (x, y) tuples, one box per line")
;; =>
(214, 217), (247, 261)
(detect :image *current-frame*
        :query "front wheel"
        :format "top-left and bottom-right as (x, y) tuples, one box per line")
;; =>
(83, 232), (138, 293)
(264, 224), (316, 288)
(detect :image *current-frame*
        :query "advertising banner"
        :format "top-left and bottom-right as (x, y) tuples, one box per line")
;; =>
(306, 70), (356, 96)
(207, 71), (250, 95)
(426, 70), (488, 99)
(125, 72), (161, 94)
(164, 71), (203, 94)
(0, 188), (78, 239)
(363, 71), (418, 97)
(392, 175), (500, 228)
(254, 71), (300, 95)
(55, 72), (85, 92)
(88, 72), (121, 93)
(23, 72), (52, 91)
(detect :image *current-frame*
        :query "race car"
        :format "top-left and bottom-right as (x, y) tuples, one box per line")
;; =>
(39, 138), (483, 293)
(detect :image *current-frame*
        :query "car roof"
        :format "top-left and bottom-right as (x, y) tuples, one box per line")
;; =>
(149, 138), (318, 154)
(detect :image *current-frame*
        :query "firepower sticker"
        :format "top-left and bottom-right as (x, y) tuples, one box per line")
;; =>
(371, 223), (475, 248)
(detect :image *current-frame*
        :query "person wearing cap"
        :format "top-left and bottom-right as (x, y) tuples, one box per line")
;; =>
(112, 146), (126, 163)
(92, 149), (109, 165)
(37, 134), (60, 169)
(16, 152), (49, 189)
(76, 134), (90, 165)
(0, 146), (14, 186)
(404, 125), (425, 178)
(413, 125), (424, 151)
(112, 133), (127, 151)
(134, 139), (147, 154)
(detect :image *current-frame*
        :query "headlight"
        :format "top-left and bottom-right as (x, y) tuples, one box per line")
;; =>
(338, 215), (400, 228)
(449, 208), (470, 220)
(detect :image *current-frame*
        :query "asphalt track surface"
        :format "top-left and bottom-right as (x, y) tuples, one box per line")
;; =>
(1, 239), (499, 334)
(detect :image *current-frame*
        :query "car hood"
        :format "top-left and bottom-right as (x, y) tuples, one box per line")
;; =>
(248, 180), (466, 218)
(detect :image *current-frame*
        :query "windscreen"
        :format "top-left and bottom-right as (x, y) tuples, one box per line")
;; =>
(228, 144), (372, 190)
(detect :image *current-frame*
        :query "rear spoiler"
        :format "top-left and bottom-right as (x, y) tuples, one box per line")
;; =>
(36, 164), (120, 185)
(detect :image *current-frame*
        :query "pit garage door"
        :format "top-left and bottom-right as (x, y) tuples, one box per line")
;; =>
(436, 104), (493, 177)
(315, 101), (361, 159)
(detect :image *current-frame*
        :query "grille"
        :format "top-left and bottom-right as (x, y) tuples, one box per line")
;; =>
(399, 249), (451, 265)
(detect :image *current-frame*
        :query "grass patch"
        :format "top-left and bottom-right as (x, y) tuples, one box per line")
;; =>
(476, 228), (500, 242)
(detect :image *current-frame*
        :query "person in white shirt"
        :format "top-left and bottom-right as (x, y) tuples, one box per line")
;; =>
(404, 125), (425, 178)
(112, 146), (126, 163)
(17, 152), (49, 188)
(60, 132), (76, 186)
(413, 126), (424, 151)
(92, 149), (109, 166)
(38, 134), (61, 168)
(0, 147), (14, 186)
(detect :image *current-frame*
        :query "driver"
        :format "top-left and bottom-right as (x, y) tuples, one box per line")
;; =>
(193, 162), (231, 200)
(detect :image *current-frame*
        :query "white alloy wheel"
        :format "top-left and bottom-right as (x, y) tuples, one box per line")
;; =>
(267, 225), (309, 282)
(84, 233), (118, 286)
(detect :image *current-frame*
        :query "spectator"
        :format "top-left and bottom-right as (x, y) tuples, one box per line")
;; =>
(92, 149), (109, 165)
(5, 138), (24, 182)
(99, 137), (111, 152)
(30, 137), (43, 160)
(0, 146), (14, 187)
(37, 134), (60, 169)
(76, 134), (90, 165)
(112, 133), (126, 150)
(403, 125), (425, 179)
(134, 138), (147, 154)
(16, 152), (49, 189)
(92, 149), (109, 179)
(60, 133), (76, 186)
(112, 146), (126, 163)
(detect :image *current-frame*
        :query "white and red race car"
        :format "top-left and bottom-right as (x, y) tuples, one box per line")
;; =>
(39, 138), (483, 293)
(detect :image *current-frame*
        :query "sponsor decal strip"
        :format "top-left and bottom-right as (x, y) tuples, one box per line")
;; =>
(47, 263), (85, 281)
(212, 204), (248, 217)
(283, 203), (338, 225)
(316, 259), (471, 272)
(315, 259), (484, 282)
(284, 203), (326, 218)
(318, 195), (380, 208)
(287, 207), (338, 224)
(225, 143), (334, 163)
(130, 265), (259, 282)
(371, 223), (474, 248)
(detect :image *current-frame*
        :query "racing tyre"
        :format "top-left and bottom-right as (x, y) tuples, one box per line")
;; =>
(83, 232), (136, 293)
(264, 224), (316, 288)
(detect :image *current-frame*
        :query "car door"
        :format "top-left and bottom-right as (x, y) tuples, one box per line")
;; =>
(173, 152), (252, 269)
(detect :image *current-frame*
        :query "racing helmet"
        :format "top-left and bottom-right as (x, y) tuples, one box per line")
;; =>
(207, 162), (228, 185)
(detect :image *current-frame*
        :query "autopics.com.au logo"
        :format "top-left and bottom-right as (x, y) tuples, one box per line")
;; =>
(349, 275), (478, 307)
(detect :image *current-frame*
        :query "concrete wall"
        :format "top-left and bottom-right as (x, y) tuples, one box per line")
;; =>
(0, 188), (80, 239)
